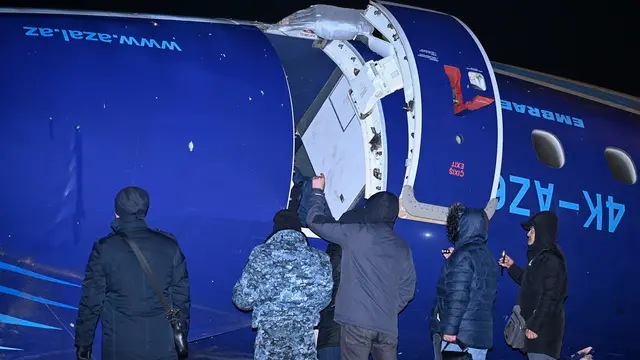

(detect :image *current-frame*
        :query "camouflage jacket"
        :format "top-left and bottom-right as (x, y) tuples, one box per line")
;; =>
(232, 229), (333, 329)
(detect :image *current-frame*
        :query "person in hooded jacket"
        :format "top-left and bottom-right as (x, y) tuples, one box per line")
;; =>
(499, 211), (568, 360)
(74, 186), (190, 360)
(232, 209), (333, 360)
(316, 207), (368, 360)
(430, 203), (498, 360)
(306, 174), (417, 360)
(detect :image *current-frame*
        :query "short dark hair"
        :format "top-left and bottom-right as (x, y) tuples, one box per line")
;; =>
(115, 186), (150, 217)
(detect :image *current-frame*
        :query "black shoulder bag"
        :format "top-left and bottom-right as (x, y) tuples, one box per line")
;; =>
(119, 231), (189, 359)
(441, 340), (472, 360)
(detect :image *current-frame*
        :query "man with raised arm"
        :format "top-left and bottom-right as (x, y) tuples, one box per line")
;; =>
(306, 174), (416, 360)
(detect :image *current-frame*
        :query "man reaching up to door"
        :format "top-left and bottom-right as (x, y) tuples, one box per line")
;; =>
(306, 173), (416, 360)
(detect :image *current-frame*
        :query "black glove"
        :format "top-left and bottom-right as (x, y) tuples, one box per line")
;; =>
(76, 345), (92, 360)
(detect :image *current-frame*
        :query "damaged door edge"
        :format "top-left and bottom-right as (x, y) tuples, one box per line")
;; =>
(364, 3), (422, 189)
(364, 3), (500, 223)
(313, 39), (388, 199)
(278, 58), (298, 206)
(342, 44), (389, 198)
(364, 2), (431, 221)
(363, 98), (389, 199)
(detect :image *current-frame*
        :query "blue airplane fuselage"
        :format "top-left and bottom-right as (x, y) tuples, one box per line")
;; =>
(0, 2), (638, 359)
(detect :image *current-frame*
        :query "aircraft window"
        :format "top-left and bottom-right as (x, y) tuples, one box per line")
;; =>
(531, 129), (565, 169)
(456, 134), (464, 144)
(604, 147), (637, 185)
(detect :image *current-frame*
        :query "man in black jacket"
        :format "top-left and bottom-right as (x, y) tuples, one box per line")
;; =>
(307, 174), (416, 360)
(316, 207), (367, 360)
(430, 203), (498, 360)
(74, 186), (190, 360)
(499, 211), (568, 360)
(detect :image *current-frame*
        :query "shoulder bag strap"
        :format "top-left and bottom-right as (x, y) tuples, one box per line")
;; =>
(118, 231), (172, 314)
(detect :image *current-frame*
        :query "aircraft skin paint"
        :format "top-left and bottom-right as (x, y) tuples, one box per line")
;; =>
(0, 4), (638, 359)
(23, 25), (183, 51)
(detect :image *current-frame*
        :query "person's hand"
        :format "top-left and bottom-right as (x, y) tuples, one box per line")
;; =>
(312, 173), (326, 191)
(498, 254), (514, 268)
(443, 334), (457, 342)
(443, 247), (454, 260)
(525, 329), (538, 339)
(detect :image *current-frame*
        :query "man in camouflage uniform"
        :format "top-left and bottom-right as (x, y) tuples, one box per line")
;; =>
(232, 209), (333, 360)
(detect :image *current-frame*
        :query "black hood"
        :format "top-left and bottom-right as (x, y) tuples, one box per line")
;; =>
(339, 207), (366, 223)
(115, 186), (150, 220)
(273, 209), (302, 233)
(446, 203), (489, 247)
(364, 191), (399, 225)
(522, 211), (565, 261)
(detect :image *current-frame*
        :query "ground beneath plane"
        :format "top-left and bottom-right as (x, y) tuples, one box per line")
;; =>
(189, 327), (254, 359)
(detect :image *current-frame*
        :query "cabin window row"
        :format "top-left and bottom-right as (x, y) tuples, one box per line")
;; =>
(531, 129), (637, 185)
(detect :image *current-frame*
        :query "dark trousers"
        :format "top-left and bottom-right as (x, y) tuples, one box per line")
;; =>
(340, 323), (397, 360)
(433, 334), (443, 360)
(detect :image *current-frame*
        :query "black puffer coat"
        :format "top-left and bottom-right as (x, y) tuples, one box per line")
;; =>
(508, 211), (568, 359)
(430, 207), (498, 349)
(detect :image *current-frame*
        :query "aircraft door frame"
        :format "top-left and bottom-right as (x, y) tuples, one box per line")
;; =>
(365, 1), (501, 224)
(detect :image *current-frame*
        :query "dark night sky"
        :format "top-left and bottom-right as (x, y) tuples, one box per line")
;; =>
(3, 0), (637, 97)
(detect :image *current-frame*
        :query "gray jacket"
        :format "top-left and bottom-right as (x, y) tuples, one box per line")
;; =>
(306, 189), (416, 336)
